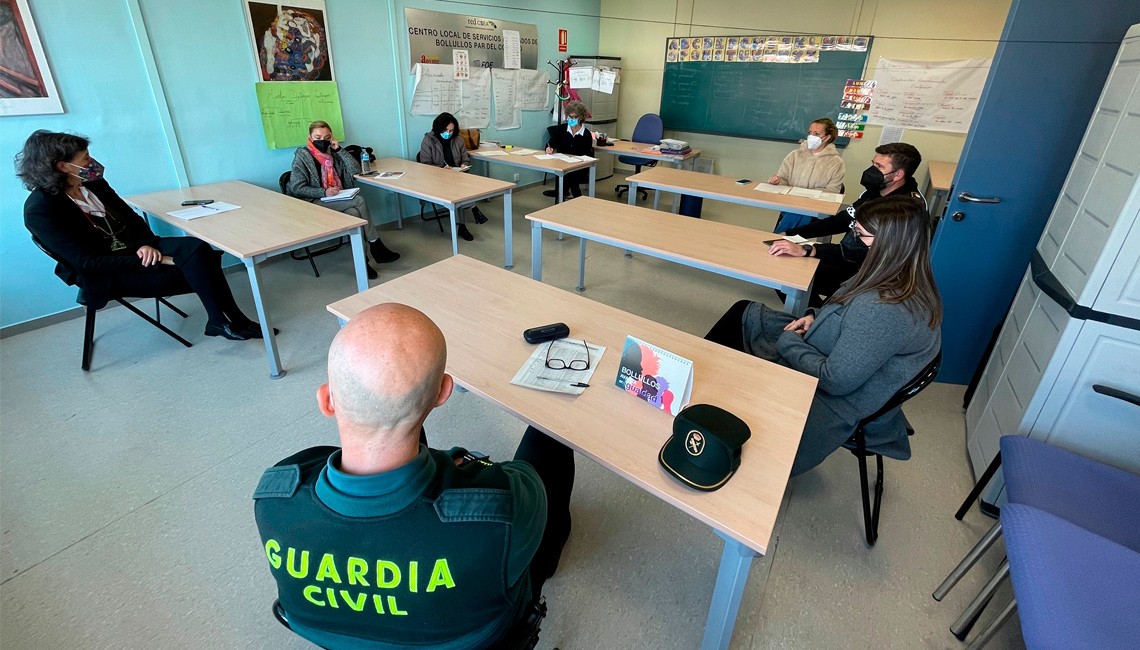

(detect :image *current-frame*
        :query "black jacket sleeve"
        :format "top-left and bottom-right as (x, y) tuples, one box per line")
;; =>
(786, 206), (853, 238)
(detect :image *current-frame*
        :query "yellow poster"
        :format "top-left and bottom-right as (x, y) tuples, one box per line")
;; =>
(254, 81), (345, 149)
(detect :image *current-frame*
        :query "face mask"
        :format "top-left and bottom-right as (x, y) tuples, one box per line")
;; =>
(312, 139), (332, 153)
(806, 135), (823, 150)
(67, 158), (105, 182)
(860, 165), (888, 191)
(567, 118), (580, 128)
(440, 131), (452, 140)
(839, 229), (869, 261)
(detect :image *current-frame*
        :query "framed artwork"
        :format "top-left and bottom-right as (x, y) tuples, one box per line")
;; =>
(245, 0), (335, 81)
(0, 0), (63, 116)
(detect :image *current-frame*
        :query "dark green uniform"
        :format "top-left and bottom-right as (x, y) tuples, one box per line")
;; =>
(254, 445), (547, 649)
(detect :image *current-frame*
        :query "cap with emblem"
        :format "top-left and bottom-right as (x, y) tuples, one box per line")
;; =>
(658, 404), (751, 491)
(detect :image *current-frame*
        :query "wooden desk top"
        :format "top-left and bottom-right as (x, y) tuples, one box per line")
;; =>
(528, 197), (817, 292)
(356, 158), (515, 206)
(470, 146), (596, 173)
(628, 166), (843, 217)
(125, 180), (365, 259)
(928, 161), (957, 191)
(596, 139), (702, 162)
(327, 256), (816, 554)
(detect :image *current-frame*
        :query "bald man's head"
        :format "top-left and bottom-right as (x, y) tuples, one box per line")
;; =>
(326, 304), (448, 433)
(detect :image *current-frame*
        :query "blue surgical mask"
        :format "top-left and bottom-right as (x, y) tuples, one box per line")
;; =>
(567, 118), (580, 128)
(440, 131), (452, 140)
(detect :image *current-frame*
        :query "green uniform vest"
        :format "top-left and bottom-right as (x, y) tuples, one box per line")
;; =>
(254, 446), (529, 648)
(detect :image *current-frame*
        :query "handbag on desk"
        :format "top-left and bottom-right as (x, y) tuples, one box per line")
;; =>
(458, 128), (481, 150)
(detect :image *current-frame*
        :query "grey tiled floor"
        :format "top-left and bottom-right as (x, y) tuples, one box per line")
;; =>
(0, 176), (1023, 648)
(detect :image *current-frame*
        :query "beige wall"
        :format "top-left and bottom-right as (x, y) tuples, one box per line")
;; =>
(599, 0), (1011, 198)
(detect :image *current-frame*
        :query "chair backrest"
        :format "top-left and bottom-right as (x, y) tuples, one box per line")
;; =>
(278, 170), (291, 194)
(631, 113), (664, 144)
(860, 350), (942, 426)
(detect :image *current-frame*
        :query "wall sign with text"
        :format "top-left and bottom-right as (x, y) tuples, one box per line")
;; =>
(404, 8), (537, 72)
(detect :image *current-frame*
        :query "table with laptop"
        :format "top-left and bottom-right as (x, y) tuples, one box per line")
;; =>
(354, 158), (517, 268)
(327, 255), (817, 650)
(126, 180), (370, 379)
(527, 197), (818, 315)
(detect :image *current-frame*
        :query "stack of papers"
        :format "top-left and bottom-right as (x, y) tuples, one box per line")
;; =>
(375, 171), (405, 179)
(788, 187), (823, 200)
(478, 150), (509, 157)
(320, 187), (361, 202)
(753, 183), (791, 195)
(508, 148), (540, 155)
(167, 201), (241, 220)
(511, 338), (606, 396)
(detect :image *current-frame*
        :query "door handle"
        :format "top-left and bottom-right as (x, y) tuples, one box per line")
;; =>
(1093, 384), (1140, 408)
(958, 192), (1001, 204)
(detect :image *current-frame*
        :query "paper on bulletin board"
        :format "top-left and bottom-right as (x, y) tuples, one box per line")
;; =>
(255, 81), (345, 149)
(456, 68), (491, 129)
(515, 69), (550, 110)
(491, 69), (521, 130)
(867, 58), (990, 133)
(569, 66), (594, 89)
(453, 50), (470, 79)
(502, 30), (521, 69)
(411, 63), (461, 116)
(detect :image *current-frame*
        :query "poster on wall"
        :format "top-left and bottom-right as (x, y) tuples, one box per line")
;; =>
(867, 58), (990, 133)
(255, 81), (344, 149)
(245, 0), (335, 81)
(0, 0), (63, 116)
(405, 8), (537, 72)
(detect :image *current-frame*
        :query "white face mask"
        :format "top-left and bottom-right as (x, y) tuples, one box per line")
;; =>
(806, 135), (824, 150)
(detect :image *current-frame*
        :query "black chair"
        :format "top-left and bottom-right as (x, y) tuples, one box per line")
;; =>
(415, 153), (448, 233)
(271, 596), (547, 649)
(614, 113), (665, 201)
(278, 171), (344, 277)
(842, 350), (942, 545)
(32, 235), (193, 371)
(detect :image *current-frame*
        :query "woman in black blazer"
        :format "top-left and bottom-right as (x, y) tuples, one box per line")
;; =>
(19, 130), (261, 341)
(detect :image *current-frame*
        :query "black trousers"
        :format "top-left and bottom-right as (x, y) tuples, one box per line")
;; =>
(106, 237), (249, 327)
(563, 169), (589, 198)
(513, 426), (575, 598)
(704, 299), (751, 352)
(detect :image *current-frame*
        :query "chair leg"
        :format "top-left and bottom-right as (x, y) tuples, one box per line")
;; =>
(870, 453), (884, 542)
(82, 307), (97, 371)
(157, 297), (190, 319)
(856, 448), (875, 546)
(116, 298), (193, 348)
(951, 559), (1010, 640)
(933, 521), (1003, 601)
(964, 600), (1017, 650)
(956, 451), (1002, 520)
(304, 246), (320, 277)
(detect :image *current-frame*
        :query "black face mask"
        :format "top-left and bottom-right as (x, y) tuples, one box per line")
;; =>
(839, 229), (868, 261)
(312, 139), (332, 153)
(859, 165), (887, 191)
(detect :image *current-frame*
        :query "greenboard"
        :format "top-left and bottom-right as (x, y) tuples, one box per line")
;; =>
(659, 48), (871, 145)
(255, 81), (345, 150)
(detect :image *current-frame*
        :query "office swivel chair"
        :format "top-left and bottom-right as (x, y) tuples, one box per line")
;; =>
(278, 171), (344, 277)
(614, 113), (665, 201)
(32, 235), (193, 371)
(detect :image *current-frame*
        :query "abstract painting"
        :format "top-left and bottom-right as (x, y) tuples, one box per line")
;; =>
(245, 1), (335, 82)
(0, 0), (63, 115)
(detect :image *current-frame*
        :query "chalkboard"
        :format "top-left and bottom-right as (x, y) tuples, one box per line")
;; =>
(659, 48), (872, 144)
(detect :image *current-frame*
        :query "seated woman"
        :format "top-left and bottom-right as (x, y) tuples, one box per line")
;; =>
(768, 117), (846, 233)
(418, 112), (487, 242)
(544, 100), (595, 201)
(19, 130), (262, 341)
(705, 196), (941, 476)
(286, 120), (398, 278)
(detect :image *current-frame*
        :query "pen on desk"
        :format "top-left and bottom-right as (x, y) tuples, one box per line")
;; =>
(199, 203), (220, 210)
(538, 376), (590, 388)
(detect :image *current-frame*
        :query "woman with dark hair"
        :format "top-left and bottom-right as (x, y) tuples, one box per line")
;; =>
(19, 129), (263, 341)
(287, 120), (399, 278)
(769, 117), (846, 233)
(706, 195), (942, 475)
(417, 112), (487, 242)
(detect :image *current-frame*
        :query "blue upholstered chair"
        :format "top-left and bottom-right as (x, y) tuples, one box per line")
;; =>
(614, 113), (664, 202)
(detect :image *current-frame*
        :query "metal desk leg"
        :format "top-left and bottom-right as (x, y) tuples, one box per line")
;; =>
(577, 238), (587, 291)
(503, 190), (514, 269)
(784, 276), (814, 315)
(395, 193), (404, 229)
(448, 207), (459, 256)
(627, 181), (638, 206)
(556, 175), (565, 240)
(701, 532), (757, 650)
(671, 191), (681, 214)
(244, 258), (285, 379)
(348, 228), (369, 291)
(530, 220), (544, 281)
(587, 165), (596, 198)
(653, 185), (661, 211)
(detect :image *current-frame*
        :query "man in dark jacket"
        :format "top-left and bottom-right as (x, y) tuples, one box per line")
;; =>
(768, 142), (925, 307)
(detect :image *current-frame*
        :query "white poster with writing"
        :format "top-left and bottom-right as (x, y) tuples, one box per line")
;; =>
(491, 68), (521, 130)
(411, 63), (490, 128)
(867, 58), (991, 133)
(569, 66), (594, 89)
(456, 67), (491, 128)
(502, 29), (522, 69)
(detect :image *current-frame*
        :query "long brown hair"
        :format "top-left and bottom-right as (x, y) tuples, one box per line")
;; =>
(833, 195), (942, 328)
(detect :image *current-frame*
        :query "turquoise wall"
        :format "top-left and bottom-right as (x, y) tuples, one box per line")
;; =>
(0, 0), (600, 328)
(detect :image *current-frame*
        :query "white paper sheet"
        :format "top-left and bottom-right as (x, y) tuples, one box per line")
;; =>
(452, 50), (470, 80)
(320, 187), (360, 202)
(510, 338), (606, 395)
(514, 69), (550, 110)
(568, 66), (594, 89)
(166, 201), (241, 220)
(753, 183), (791, 195)
(788, 187), (823, 199)
(502, 30), (521, 70)
(592, 70), (616, 94)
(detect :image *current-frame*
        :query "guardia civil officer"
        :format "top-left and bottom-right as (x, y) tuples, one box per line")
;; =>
(254, 303), (574, 648)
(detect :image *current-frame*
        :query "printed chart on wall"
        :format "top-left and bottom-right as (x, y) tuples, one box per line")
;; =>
(255, 81), (344, 149)
(867, 58), (991, 133)
(245, 1), (335, 82)
(412, 63), (548, 130)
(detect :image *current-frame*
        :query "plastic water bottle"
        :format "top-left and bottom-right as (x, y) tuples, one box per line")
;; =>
(361, 148), (372, 174)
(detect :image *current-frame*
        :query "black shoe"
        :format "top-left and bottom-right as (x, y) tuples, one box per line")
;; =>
(542, 189), (557, 198)
(472, 206), (488, 224)
(205, 322), (253, 341)
(367, 265), (378, 280)
(369, 239), (400, 263)
(457, 224), (474, 241)
(230, 320), (280, 339)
